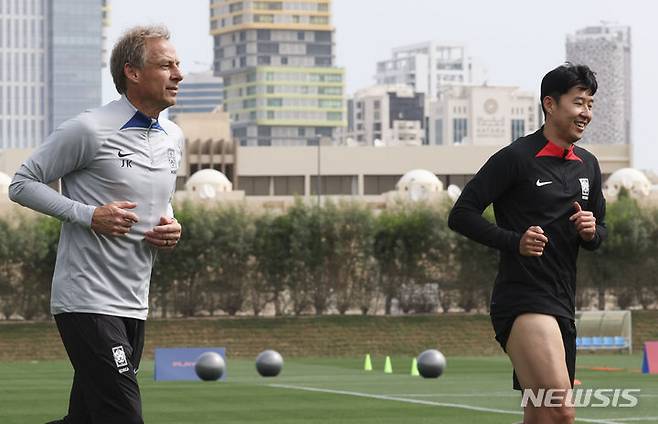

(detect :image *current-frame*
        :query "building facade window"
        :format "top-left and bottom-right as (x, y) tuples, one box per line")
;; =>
(229, 2), (243, 13)
(314, 57), (331, 66)
(309, 16), (328, 25)
(254, 14), (274, 23)
(306, 43), (331, 55)
(311, 175), (358, 195)
(434, 119), (443, 145)
(238, 176), (270, 195)
(364, 175), (402, 195)
(253, 1), (282, 10)
(258, 42), (279, 53)
(453, 118), (467, 144)
(273, 176), (304, 195)
(319, 99), (341, 109)
(315, 31), (331, 42)
(511, 119), (525, 142)
(267, 98), (283, 107)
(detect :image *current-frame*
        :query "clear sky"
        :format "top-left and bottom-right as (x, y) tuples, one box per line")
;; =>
(102, 0), (657, 171)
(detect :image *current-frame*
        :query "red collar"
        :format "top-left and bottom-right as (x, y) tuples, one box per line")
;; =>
(535, 140), (582, 162)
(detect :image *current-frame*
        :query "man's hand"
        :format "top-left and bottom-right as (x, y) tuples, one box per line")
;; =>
(520, 226), (548, 257)
(145, 216), (181, 250)
(570, 201), (596, 241)
(91, 201), (139, 236)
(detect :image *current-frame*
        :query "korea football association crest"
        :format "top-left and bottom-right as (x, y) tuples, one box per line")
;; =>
(167, 148), (177, 173)
(579, 178), (590, 200)
(112, 345), (128, 368)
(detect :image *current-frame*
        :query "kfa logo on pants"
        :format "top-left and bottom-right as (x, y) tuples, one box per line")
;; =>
(112, 345), (127, 367)
(112, 345), (130, 373)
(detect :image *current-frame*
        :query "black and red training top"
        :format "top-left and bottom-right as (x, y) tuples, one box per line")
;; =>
(448, 127), (607, 320)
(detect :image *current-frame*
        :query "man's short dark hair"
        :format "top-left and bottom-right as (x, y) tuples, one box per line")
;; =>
(110, 25), (170, 94)
(540, 63), (597, 116)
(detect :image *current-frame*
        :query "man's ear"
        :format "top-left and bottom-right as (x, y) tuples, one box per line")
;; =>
(124, 63), (140, 85)
(542, 95), (555, 116)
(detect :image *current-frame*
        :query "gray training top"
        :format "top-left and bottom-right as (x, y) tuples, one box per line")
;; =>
(9, 96), (183, 320)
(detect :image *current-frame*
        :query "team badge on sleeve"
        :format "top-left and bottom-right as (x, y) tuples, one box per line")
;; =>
(167, 148), (176, 169)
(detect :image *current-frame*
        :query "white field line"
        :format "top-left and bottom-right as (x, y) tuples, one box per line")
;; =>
(389, 392), (518, 398)
(269, 383), (632, 424)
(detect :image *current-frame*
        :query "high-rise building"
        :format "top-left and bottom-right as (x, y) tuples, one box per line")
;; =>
(101, 0), (111, 68)
(209, 0), (346, 146)
(349, 85), (425, 146)
(168, 71), (224, 122)
(0, 0), (104, 149)
(375, 41), (486, 100)
(566, 23), (631, 145)
(0, 0), (47, 149)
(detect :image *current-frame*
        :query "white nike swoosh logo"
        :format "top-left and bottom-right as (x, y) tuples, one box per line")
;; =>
(536, 179), (553, 187)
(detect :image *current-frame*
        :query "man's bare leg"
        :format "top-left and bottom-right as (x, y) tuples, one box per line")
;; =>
(506, 313), (574, 424)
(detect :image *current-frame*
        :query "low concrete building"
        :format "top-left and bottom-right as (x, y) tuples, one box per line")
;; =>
(230, 142), (630, 209)
(428, 84), (539, 146)
(1, 124), (634, 214)
(173, 109), (235, 189)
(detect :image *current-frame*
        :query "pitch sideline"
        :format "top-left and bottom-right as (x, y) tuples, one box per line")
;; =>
(270, 383), (657, 424)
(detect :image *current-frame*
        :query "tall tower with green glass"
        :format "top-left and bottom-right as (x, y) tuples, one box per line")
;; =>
(210, 0), (346, 146)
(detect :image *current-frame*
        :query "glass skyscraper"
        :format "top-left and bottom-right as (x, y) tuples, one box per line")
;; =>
(209, 0), (346, 146)
(168, 70), (224, 121)
(0, 0), (104, 149)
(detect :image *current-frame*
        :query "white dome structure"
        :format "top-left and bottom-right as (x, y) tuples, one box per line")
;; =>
(604, 168), (651, 200)
(185, 169), (233, 200)
(396, 169), (443, 201)
(0, 172), (11, 195)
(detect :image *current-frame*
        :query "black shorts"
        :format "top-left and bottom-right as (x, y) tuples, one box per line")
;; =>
(491, 313), (576, 391)
(55, 312), (145, 424)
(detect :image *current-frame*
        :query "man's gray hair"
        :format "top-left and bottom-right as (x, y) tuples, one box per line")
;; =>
(110, 25), (171, 94)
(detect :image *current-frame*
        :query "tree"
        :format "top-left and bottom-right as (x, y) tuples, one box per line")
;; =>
(451, 206), (498, 313)
(581, 189), (651, 310)
(285, 201), (315, 315)
(156, 202), (216, 317)
(208, 205), (255, 316)
(374, 203), (450, 314)
(0, 218), (17, 319)
(417, 202), (457, 313)
(332, 202), (377, 315)
(306, 203), (334, 315)
(252, 212), (293, 316)
(12, 215), (60, 320)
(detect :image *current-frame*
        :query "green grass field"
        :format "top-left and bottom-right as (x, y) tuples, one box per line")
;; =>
(1, 354), (657, 423)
